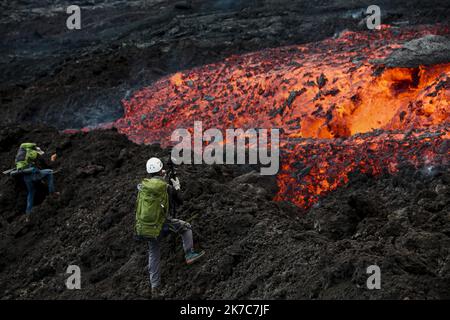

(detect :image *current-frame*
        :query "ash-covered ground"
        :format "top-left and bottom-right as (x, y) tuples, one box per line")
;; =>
(0, 0), (449, 299)
(0, 126), (449, 299)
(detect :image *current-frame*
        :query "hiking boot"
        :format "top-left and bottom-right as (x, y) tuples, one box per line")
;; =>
(185, 250), (205, 265)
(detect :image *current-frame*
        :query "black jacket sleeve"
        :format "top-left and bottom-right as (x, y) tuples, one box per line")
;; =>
(167, 184), (183, 218)
(35, 155), (50, 169)
(167, 185), (183, 205)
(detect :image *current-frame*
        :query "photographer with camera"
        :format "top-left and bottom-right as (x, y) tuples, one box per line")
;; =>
(134, 157), (205, 298)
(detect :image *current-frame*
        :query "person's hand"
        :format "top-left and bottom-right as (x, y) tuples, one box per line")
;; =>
(51, 154), (57, 162)
(170, 177), (181, 191)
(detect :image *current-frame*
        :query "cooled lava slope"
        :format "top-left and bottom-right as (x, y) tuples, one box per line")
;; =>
(0, 126), (449, 299)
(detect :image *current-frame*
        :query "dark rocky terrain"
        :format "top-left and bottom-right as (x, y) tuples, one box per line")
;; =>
(0, 126), (449, 299)
(1, 0), (449, 128)
(0, 0), (449, 299)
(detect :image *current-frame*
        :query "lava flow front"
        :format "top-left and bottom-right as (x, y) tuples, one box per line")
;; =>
(114, 25), (449, 208)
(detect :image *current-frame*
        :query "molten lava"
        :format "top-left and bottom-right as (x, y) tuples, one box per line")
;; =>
(114, 25), (449, 208)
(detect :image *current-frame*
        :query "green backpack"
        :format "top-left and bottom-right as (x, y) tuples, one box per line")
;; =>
(15, 143), (39, 170)
(135, 178), (169, 238)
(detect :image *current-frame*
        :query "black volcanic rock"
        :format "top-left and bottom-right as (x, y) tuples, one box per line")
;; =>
(375, 35), (450, 67)
(0, 126), (449, 299)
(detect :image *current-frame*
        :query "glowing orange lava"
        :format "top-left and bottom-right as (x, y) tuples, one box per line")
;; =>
(113, 25), (449, 208)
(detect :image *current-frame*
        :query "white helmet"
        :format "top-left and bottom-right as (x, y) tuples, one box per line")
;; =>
(146, 157), (163, 174)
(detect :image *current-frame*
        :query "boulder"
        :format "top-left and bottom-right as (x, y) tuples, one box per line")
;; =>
(375, 35), (450, 68)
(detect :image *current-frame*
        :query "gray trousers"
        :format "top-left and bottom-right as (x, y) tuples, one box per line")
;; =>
(148, 218), (193, 288)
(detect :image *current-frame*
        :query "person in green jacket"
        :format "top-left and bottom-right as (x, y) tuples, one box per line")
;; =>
(135, 157), (205, 298)
(15, 143), (57, 216)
